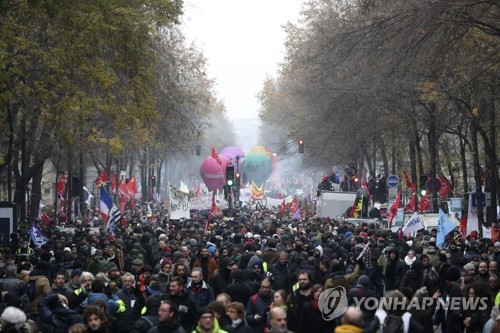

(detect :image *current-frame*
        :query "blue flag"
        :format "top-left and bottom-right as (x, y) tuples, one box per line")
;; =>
(30, 224), (48, 248)
(436, 208), (456, 248)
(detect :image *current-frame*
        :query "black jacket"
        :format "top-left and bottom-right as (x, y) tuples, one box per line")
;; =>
(148, 317), (187, 333)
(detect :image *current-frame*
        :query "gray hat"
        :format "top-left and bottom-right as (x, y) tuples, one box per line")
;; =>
(132, 258), (143, 265)
(106, 262), (118, 273)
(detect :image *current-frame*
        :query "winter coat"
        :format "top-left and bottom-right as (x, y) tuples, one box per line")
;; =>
(245, 292), (274, 333)
(131, 314), (159, 333)
(165, 291), (198, 332)
(148, 317), (187, 333)
(186, 281), (215, 312)
(28, 269), (51, 315)
(38, 292), (83, 333)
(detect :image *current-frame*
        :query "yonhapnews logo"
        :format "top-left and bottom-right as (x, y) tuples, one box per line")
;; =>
(319, 286), (348, 320)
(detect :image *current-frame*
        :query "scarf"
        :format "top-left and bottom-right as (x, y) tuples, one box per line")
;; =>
(311, 299), (319, 311)
(404, 256), (416, 266)
(232, 319), (243, 328)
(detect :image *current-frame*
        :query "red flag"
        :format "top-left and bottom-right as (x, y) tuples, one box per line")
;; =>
(361, 181), (371, 199)
(389, 190), (401, 228)
(438, 174), (453, 199)
(111, 172), (117, 192)
(460, 213), (467, 240)
(95, 169), (110, 186)
(211, 147), (221, 165)
(101, 170), (109, 182)
(56, 175), (67, 205)
(279, 199), (285, 213)
(126, 176), (138, 196)
(398, 227), (403, 240)
(119, 194), (127, 213)
(406, 188), (417, 213)
(41, 211), (51, 226)
(206, 193), (216, 231)
(118, 178), (128, 197)
(289, 196), (299, 213)
(418, 193), (431, 212)
(403, 170), (416, 190)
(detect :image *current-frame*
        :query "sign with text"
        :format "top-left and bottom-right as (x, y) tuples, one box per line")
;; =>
(168, 184), (190, 220)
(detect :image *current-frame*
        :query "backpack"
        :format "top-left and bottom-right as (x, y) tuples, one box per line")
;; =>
(375, 310), (411, 333)
(26, 279), (37, 301)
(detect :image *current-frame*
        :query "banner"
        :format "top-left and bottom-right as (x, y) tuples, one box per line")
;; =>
(168, 183), (190, 220)
(189, 194), (213, 210)
(266, 197), (283, 209)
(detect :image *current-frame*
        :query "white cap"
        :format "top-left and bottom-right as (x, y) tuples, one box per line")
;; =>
(90, 247), (97, 256)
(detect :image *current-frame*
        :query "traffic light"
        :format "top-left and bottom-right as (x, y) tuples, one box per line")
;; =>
(195, 144), (201, 156)
(298, 139), (304, 153)
(151, 175), (156, 187)
(226, 165), (234, 186)
(419, 174), (428, 196)
(235, 172), (241, 187)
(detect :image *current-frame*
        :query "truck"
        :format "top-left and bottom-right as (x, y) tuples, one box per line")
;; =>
(315, 191), (357, 219)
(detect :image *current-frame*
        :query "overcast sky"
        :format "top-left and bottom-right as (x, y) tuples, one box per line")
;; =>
(181, 0), (304, 121)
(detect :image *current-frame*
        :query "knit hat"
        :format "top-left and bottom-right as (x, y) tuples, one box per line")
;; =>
(0, 306), (27, 324)
(357, 275), (371, 287)
(161, 259), (172, 268)
(132, 258), (143, 265)
(105, 262), (118, 273)
(198, 308), (215, 320)
(464, 263), (475, 272)
(446, 265), (462, 282)
(71, 269), (83, 278)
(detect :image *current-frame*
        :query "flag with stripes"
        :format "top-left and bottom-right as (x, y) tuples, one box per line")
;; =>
(106, 205), (122, 235)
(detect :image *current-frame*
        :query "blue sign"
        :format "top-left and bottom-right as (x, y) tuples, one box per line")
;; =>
(387, 175), (399, 187)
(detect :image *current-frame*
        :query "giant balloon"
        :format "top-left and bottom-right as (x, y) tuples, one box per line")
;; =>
(241, 149), (273, 185)
(200, 155), (229, 192)
(220, 146), (245, 159)
(220, 146), (245, 170)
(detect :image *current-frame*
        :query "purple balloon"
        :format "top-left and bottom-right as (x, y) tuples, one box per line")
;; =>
(220, 146), (245, 160)
(220, 146), (245, 171)
(200, 155), (229, 192)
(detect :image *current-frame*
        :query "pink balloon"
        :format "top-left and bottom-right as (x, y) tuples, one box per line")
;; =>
(200, 155), (228, 192)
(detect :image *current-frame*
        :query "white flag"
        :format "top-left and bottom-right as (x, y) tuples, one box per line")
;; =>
(83, 186), (94, 206)
(402, 212), (424, 235)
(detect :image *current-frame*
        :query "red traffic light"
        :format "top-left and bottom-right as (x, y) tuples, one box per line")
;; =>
(235, 172), (241, 179)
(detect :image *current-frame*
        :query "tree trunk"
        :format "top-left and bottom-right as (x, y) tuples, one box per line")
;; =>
(470, 111), (485, 238)
(428, 102), (438, 212)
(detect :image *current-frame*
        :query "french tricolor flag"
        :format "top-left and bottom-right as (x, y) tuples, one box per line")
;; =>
(100, 187), (113, 222)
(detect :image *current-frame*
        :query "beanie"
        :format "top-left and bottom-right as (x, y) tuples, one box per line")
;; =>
(357, 275), (371, 287)
(105, 262), (118, 273)
(71, 268), (83, 278)
(446, 265), (462, 282)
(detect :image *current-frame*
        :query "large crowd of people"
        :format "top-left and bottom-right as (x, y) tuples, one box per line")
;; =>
(0, 202), (499, 333)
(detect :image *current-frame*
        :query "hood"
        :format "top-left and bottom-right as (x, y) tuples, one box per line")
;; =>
(315, 245), (324, 257)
